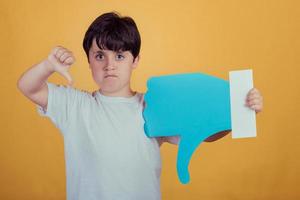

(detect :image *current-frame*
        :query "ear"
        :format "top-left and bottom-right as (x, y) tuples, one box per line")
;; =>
(132, 55), (140, 69)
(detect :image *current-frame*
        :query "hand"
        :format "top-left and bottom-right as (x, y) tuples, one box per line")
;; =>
(245, 88), (263, 113)
(47, 46), (75, 86)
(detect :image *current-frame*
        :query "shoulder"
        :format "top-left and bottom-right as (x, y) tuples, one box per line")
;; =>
(137, 92), (145, 102)
(136, 92), (146, 109)
(47, 82), (97, 102)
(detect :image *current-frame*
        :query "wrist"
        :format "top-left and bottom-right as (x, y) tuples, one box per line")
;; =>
(42, 59), (55, 74)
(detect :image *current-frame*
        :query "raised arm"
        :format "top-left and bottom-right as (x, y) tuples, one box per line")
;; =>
(17, 46), (75, 110)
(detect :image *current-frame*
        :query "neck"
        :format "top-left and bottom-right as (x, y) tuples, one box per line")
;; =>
(99, 84), (136, 98)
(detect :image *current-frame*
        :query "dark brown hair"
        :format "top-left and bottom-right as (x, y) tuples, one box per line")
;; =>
(82, 12), (141, 63)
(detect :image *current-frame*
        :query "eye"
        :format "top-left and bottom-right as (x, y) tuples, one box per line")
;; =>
(95, 54), (104, 60)
(116, 54), (125, 60)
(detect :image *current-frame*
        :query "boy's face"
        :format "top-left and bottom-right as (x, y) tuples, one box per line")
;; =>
(88, 38), (139, 96)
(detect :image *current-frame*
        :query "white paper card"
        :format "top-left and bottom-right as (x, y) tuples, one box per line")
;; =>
(229, 69), (257, 138)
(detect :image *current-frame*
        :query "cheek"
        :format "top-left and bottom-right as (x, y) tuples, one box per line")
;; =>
(120, 67), (132, 81)
(93, 67), (103, 74)
(91, 67), (105, 81)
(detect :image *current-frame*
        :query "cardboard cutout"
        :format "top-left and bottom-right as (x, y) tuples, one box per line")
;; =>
(143, 73), (232, 184)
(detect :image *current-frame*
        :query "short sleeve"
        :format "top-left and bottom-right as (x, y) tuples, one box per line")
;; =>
(37, 82), (80, 130)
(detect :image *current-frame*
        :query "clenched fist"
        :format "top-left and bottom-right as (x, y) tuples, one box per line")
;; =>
(47, 46), (75, 85)
(245, 88), (263, 113)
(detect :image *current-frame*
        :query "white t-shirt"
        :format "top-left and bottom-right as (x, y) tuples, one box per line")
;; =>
(37, 82), (162, 200)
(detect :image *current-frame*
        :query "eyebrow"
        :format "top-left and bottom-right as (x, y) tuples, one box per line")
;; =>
(93, 50), (104, 54)
(93, 50), (125, 55)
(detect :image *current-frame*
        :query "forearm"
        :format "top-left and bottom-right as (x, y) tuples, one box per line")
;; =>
(162, 130), (230, 146)
(17, 59), (54, 94)
(204, 130), (231, 142)
(161, 136), (180, 146)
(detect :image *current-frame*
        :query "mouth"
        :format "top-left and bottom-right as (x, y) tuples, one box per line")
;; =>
(104, 75), (118, 78)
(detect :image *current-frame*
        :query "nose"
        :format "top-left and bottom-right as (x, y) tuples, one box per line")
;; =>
(104, 58), (116, 71)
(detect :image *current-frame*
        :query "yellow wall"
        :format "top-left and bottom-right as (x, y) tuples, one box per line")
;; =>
(1, 0), (299, 199)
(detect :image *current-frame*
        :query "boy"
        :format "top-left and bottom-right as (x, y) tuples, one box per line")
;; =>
(17, 12), (263, 200)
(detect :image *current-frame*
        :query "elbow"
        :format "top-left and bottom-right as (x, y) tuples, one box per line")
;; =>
(17, 77), (23, 92)
(17, 77), (27, 95)
(17, 77), (30, 96)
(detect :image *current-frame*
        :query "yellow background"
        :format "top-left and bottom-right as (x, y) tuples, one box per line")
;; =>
(1, 0), (299, 199)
